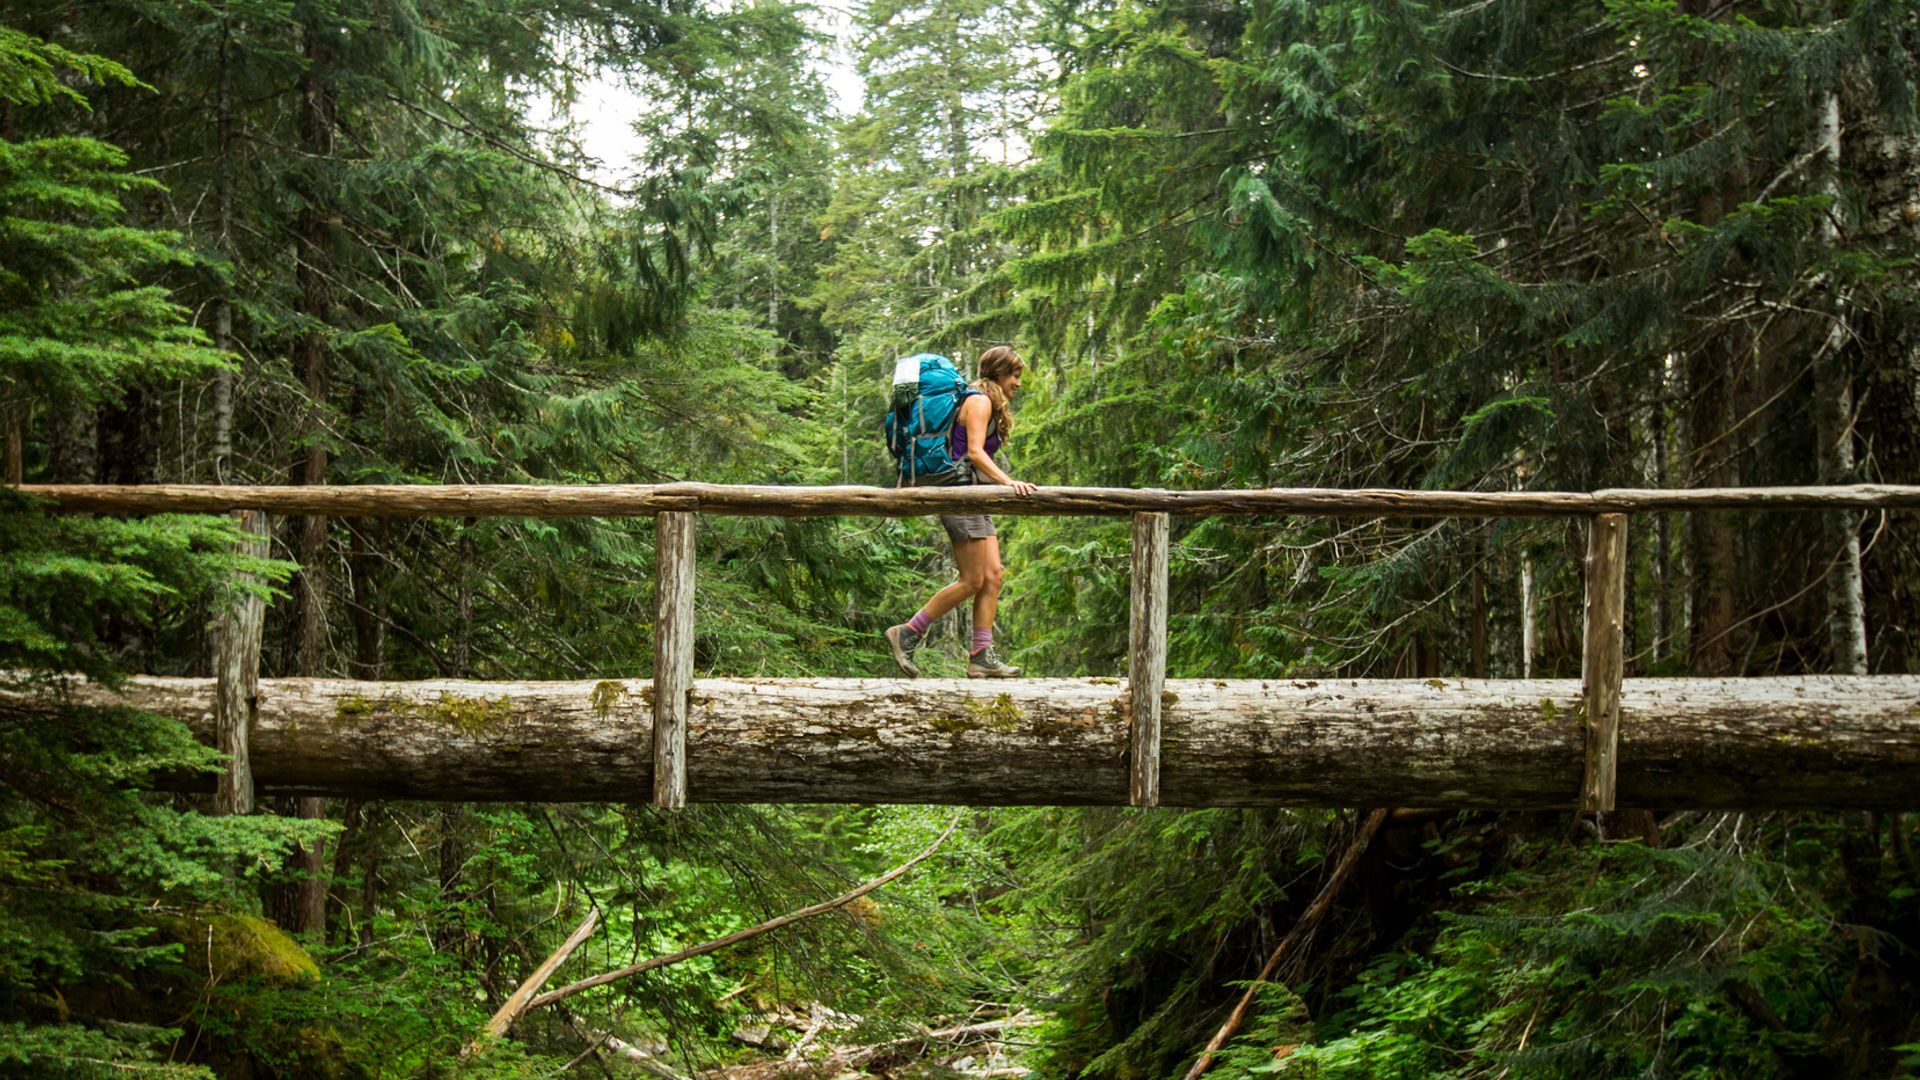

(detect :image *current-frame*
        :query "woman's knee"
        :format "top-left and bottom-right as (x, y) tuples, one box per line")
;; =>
(957, 567), (991, 593)
(980, 562), (1004, 593)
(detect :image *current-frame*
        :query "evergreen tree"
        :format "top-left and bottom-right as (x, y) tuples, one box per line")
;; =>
(0, 28), (328, 1074)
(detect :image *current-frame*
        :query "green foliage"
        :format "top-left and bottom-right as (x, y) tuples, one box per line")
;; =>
(0, 1019), (212, 1078)
(994, 808), (1335, 1078)
(0, 135), (224, 403)
(0, 682), (333, 1073)
(2, 0), (1918, 1076)
(1268, 823), (1874, 1079)
(0, 499), (287, 680)
(0, 23), (141, 108)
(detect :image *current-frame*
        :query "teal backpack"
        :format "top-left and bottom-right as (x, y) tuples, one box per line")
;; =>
(883, 353), (980, 484)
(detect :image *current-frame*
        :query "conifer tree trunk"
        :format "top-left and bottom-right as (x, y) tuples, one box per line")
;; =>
(349, 520), (386, 678)
(327, 798), (362, 945)
(1680, 0), (1744, 679)
(4, 400), (23, 485)
(1813, 90), (1869, 675)
(211, 0), (236, 481)
(291, 37), (335, 679)
(97, 391), (152, 485)
(1652, 396), (1674, 665)
(48, 401), (97, 484)
(283, 8), (338, 937)
(435, 806), (465, 953)
(1519, 556), (1536, 678)
(1849, 46), (1920, 674)
(1685, 350), (1739, 676)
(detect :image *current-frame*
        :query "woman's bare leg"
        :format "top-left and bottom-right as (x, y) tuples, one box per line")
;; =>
(968, 537), (1004, 635)
(917, 536), (994, 621)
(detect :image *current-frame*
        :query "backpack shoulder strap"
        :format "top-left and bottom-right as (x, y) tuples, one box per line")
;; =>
(937, 386), (985, 434)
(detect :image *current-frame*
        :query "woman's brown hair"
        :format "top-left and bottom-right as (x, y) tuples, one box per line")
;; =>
(973, 346), (1024, 440)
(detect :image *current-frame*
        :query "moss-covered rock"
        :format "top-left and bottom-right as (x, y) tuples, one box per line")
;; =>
(165, 912), (321, 987)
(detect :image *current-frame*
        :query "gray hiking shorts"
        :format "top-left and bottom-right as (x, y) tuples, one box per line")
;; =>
(940, 512), (997, 545)
(909, 473), (997, 546)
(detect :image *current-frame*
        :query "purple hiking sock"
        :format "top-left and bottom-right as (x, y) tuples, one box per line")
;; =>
(907, 610), (934, 635)
(971, 627), (992, 655)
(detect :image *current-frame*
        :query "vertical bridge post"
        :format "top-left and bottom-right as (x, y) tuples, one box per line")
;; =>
(214, 509), (269, 815)
(1581, 513), (1628, 814)
(653, 511), (696, 809)
(1129, 512), (1169, 807)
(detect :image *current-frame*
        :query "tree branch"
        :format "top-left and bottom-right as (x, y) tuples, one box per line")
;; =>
(467, 906), (602, 1052)
(525, 812), (963, 1012)
(381, 91), (640, 197)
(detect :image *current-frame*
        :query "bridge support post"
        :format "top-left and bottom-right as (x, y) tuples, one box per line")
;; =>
(1581, 513), (1628, 815)
(653, 511), (695, 809)
(1130, 512), (1169, 807)
(213, 509), (269, 815)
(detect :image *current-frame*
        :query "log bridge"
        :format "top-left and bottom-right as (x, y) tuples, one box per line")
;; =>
(15, 482), (1920, 812)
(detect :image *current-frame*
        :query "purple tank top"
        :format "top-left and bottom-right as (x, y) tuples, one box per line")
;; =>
(950, 406), (1002, 465)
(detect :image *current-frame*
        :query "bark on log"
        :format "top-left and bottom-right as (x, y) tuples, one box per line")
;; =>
(17, 675), (1920, 810)
(13, 482), (1920, 520)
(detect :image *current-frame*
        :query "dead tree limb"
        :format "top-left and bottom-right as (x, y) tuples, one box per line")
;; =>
(467, 907), (601, 1051)
(712, 1013), (1042, 1080)
(525, 812), (961, 1012)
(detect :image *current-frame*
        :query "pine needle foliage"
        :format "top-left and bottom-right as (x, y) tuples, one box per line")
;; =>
(0, 31), (329, 1075)
(1271, 816), (1891, 1079)
(1000, 0), (1920, 680)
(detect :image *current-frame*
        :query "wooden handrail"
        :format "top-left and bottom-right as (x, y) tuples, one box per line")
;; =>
(11, 482), (1920, 519)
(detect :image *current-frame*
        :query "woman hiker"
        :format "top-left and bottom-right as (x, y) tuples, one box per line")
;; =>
(885, 345), (1036, 678)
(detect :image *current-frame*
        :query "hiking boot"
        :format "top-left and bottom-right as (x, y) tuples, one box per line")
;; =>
(885, 624), (923, 677)
(966, 646), (1023, 679)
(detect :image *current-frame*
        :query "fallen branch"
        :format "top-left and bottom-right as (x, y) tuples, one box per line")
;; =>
(783, 1004), (836, 1061)
(526, 812), (963, 1012)
(600, 1032), (690, 1080)
(710, 1013), (1042, 1080)
(1182, 808), (1390, 1080)
(466, 907), (601, 1052)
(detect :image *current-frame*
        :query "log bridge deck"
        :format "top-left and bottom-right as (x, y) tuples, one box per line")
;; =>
(15, 482), (1920, 812)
